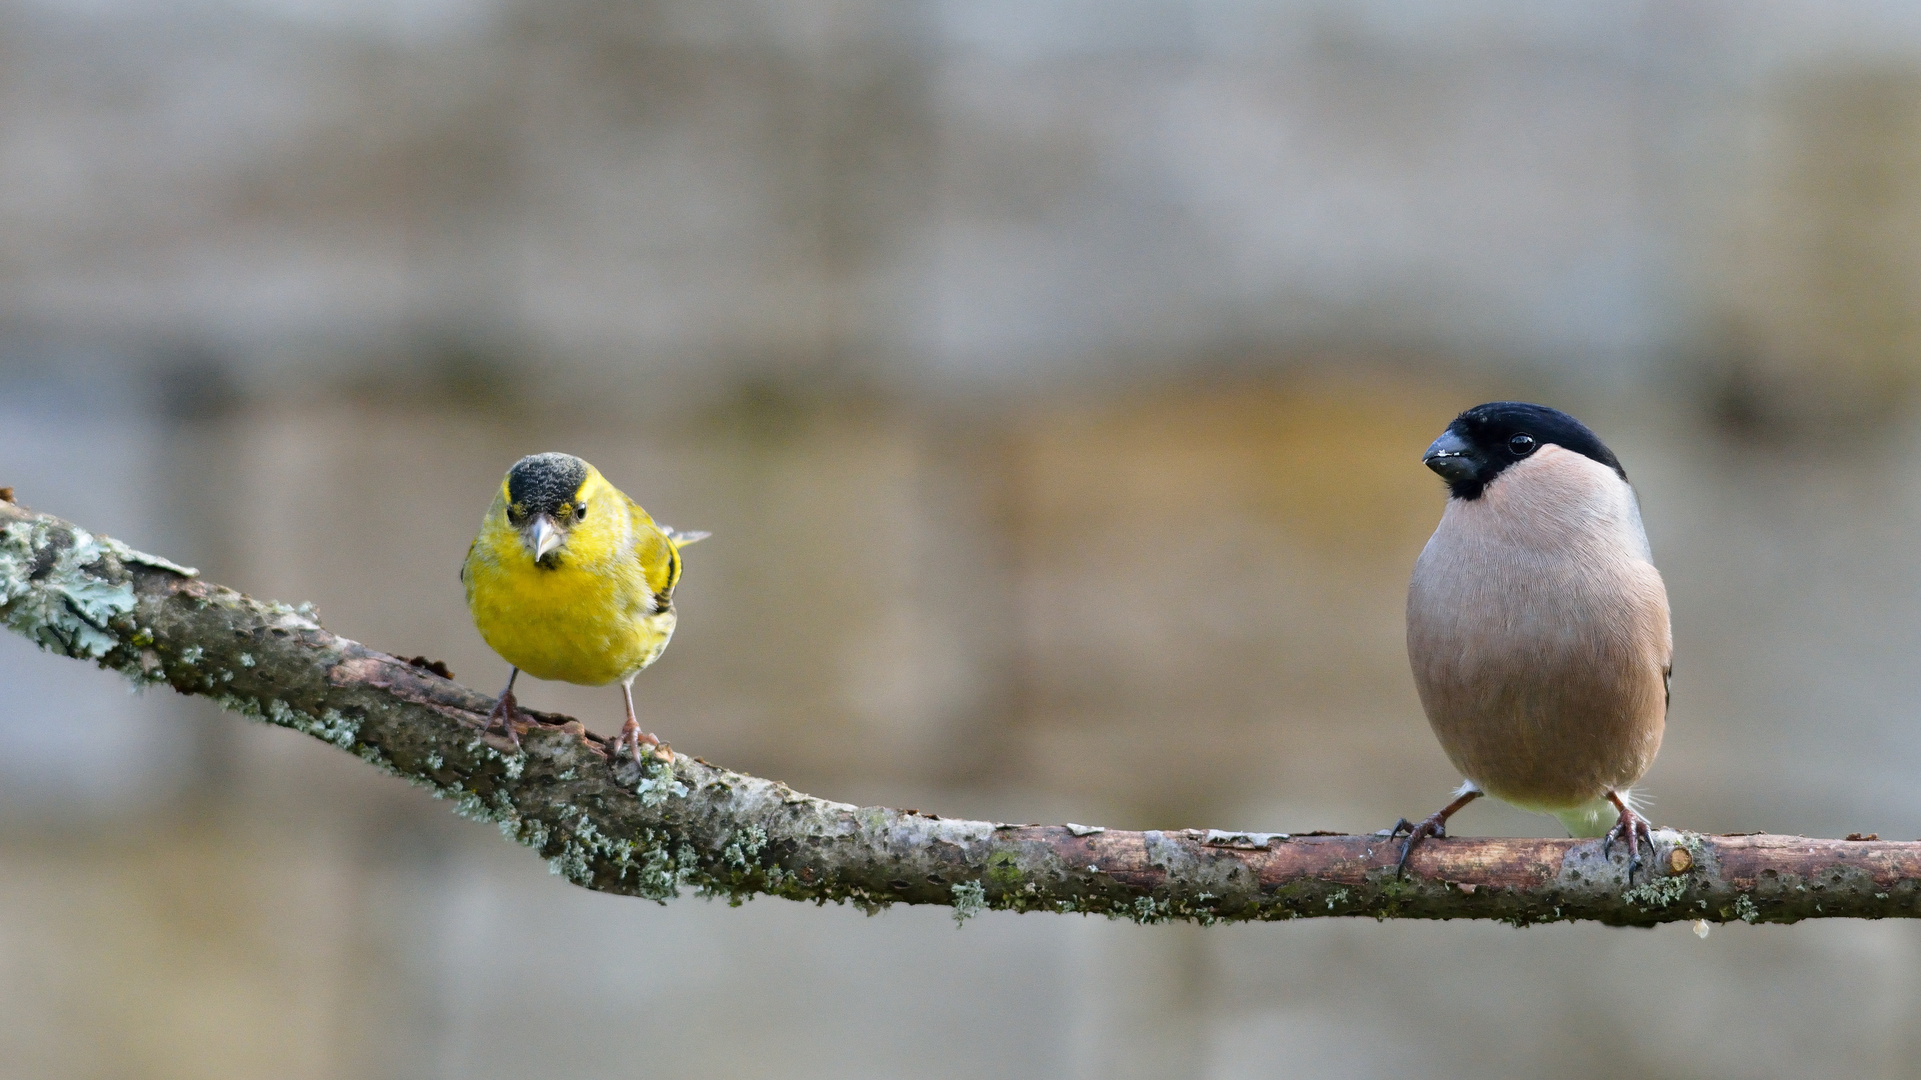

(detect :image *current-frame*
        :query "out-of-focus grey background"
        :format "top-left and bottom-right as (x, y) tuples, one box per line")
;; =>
(8, 1), (1921, 1076)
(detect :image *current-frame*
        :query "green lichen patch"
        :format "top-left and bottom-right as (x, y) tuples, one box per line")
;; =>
(1126, 896), (1164, 924)
(1624, 873), (1691, 910)
(984, 849), (1024, 889)
(237, 697), (361, 749)
(723, 825), (768, 869)
(619, 754), (688, 806)
(0, 519), (136, 660)
(951, 880), (987, 926)
(99, 536), (197, 578)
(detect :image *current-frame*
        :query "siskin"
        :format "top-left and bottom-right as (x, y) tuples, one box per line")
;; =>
(461, 452), (706, 764)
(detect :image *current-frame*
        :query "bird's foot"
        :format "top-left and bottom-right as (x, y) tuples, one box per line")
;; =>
(1386, 786), (1482, 877)
(482, 689), (523, 750)
(1602, 795), (1654, 882)
(1387, 813), (1450, 876)
(611, 717), (673, 767)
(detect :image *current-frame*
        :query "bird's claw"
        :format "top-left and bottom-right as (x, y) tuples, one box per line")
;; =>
(611, 719), (672, 768)
(483, 689), (523, 751)
(1602, 805), (1654, 882)
(1389, 813), (1448, 877)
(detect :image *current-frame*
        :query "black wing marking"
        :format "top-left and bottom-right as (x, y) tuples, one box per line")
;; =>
(652, 543), (681, 612)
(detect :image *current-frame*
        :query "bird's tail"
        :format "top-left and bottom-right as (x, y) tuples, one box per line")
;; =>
(1553, 797), (1619, 838)
(662, 527), (711, 548)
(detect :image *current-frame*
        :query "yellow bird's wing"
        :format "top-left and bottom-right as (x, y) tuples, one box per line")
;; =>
(627, 497), (706, 601)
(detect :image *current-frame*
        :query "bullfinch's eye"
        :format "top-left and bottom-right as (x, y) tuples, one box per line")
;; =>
(1507, 433), (1537, 457)
(574, 502), (588, 520)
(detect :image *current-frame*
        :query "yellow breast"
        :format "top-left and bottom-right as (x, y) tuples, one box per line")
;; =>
(462, 475), (679, 686)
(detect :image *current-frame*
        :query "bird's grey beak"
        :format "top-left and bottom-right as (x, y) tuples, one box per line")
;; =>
(1422, 429), (1480, 483)
(528, 514), (562, 561)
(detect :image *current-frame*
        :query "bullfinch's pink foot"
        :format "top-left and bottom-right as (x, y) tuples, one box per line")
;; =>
(1387, 787), (1482, 876)
(1602, 791), (1654, 881)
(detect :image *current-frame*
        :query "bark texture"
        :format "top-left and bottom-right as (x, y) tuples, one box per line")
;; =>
(2, 497), (1915, 927)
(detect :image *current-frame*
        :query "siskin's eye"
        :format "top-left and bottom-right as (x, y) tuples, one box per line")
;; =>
(1507, 433), (1537, 457)
(507, 504), (526, 524)
(574, 501), (588, 520)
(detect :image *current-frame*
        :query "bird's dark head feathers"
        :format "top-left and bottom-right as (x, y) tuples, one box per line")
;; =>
(1424, 402), (1625, 500)
(505, 452), (590, 522)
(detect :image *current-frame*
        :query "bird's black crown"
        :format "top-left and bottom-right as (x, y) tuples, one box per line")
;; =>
(1428, 402), (1625, 500)
(506, 452), (589, 520)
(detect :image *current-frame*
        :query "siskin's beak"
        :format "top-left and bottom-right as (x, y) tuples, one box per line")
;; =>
(527, 514), (563, 562)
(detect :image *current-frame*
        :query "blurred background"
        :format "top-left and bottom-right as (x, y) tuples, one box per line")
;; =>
(10, 1), (1921, 1076)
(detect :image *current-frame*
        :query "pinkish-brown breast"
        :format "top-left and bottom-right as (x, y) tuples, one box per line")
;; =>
(1406, 445), (1671, 810)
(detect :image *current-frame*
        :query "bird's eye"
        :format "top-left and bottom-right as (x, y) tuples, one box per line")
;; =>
(574, 502), (588, 520)
(1508, 433), (1537, 457)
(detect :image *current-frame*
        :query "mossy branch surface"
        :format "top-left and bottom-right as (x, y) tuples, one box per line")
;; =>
(4, 498), (1919, 928)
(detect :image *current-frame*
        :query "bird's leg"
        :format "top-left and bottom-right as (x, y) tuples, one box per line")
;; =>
(1601, 790), (1654, 881)
(483, 668), (523, 750)
(610, 682), (671, 766)
(1387, 785), (1482, 876)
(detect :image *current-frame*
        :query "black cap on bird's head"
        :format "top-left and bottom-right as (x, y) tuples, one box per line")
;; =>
(1422, 402), (1625, 500)
(505, 452), (591, 564)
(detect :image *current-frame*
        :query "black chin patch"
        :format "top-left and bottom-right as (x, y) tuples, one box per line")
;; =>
(1438, 402), (1625, 500)
(506, 452), (589, 518)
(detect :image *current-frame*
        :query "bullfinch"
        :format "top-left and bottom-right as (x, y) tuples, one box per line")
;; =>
(1393, 402), (1672, 877)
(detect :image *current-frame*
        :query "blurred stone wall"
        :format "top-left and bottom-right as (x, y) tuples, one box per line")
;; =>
(0, 0), (1736, 392)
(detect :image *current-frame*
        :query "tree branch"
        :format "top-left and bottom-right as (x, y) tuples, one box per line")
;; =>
(2, 496), (1914, 928)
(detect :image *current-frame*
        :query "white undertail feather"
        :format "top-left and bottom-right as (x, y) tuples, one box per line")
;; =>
(1553, 789), (1642, 838)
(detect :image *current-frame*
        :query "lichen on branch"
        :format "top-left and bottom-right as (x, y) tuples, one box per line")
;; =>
(3, 497), (1919, 928)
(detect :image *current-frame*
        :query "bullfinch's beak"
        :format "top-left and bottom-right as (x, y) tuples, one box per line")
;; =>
(1422, 429), (1480, 484)
(527, 514), (563, 561)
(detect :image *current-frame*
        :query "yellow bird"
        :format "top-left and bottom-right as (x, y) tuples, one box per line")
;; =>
(461, 452), (706, 764)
